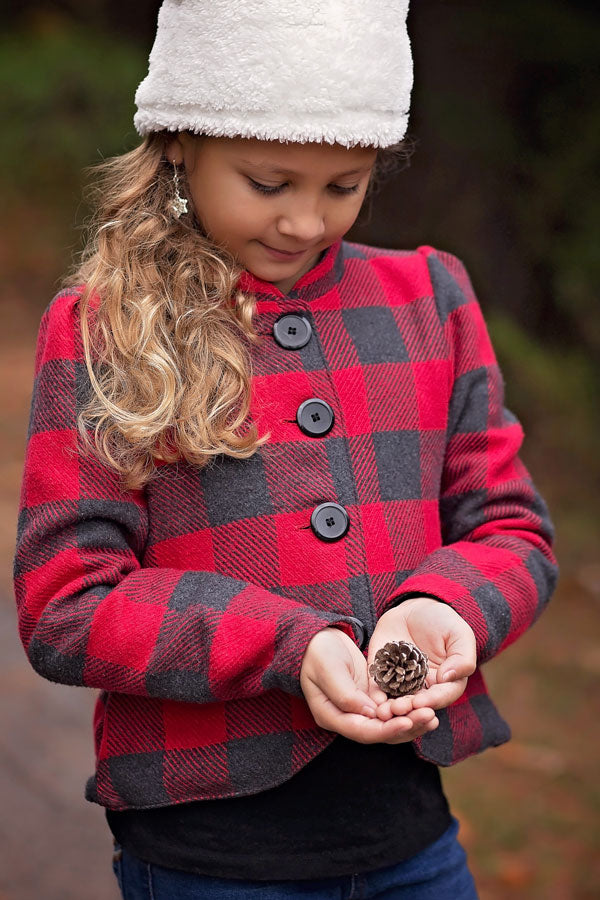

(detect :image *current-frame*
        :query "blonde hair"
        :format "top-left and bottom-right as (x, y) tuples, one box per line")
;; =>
(64, 132), (411, 491)
(63, 132), (269, 492)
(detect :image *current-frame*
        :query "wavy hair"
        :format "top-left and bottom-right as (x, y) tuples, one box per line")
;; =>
(63, 132), (412, 491)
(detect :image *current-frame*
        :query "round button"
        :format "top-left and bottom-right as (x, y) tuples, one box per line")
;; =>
(273, 313), (312, 349)
(296, 398), (335, 437)
(310, 502), (350, 542)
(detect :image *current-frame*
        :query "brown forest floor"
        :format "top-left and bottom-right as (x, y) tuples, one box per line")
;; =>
(1, 225), (599, 899)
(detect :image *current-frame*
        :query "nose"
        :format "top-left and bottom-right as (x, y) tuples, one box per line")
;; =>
(277, 200), (326, 244)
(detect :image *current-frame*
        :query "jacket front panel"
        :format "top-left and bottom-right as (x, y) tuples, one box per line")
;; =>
(144, 249), (452, 639)
(14, 240), (558, 810)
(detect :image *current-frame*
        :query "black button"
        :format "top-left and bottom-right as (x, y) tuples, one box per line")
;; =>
(296, 398), (335, 437)
(273, 313), (312, 349)
(310, 502), (350, 542)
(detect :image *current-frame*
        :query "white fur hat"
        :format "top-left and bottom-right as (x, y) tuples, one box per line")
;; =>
(134, 0), (413, 148)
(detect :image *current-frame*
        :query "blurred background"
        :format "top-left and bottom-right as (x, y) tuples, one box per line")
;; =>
(1, 1), (598, 897)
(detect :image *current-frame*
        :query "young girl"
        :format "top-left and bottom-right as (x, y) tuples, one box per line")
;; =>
(14, 1), (558, 897)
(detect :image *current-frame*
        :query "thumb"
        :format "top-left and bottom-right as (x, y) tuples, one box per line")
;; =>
(437, 650), (476, 684)
(435, 619), (477, 684)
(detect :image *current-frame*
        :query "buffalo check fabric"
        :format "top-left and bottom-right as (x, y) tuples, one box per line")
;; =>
(14, 240), (558, 810)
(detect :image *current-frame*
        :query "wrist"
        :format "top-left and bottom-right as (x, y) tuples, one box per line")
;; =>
(389, 594), (443, 614)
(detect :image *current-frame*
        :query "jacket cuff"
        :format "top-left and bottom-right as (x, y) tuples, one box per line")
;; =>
(387, 591), (445, 608)
(330, 616), (367, 649)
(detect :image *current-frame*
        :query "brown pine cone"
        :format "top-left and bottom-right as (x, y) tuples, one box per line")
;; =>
(369, 641), (429, 697)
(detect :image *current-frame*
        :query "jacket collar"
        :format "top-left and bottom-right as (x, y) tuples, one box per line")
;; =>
(237, 238), (344, 302)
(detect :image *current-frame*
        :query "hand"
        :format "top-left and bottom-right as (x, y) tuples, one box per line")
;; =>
(300, 627), (438, 744)
(367, 597), (477, 723)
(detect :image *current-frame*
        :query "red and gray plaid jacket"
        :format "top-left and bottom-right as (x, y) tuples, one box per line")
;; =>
(14, 240), (557, 811)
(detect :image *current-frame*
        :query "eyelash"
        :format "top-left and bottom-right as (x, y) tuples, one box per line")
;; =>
(248, 178), (360, 196)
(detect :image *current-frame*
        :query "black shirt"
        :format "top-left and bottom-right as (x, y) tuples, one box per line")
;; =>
(106, 736), (451, 881)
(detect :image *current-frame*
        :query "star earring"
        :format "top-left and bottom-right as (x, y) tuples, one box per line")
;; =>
(170, 160), (188, 218)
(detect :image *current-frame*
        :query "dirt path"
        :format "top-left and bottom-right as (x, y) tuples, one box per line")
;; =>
(0, 599), (118, 899)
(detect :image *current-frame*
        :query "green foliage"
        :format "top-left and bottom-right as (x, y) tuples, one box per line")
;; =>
(412, 1), (599, 358)
(488, 311), (600, 565)
(488, 4), (600, 351)
(0, 21), (146, 203)
(488, 313), (597, 429)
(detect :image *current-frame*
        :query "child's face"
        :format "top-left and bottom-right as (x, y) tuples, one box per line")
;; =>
(166, 134), (377, 293)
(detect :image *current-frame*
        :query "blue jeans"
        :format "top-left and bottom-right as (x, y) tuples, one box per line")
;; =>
(111, 817), (478, 899)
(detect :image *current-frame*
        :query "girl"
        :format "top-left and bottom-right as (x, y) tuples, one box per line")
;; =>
(14, 1), (558, 898)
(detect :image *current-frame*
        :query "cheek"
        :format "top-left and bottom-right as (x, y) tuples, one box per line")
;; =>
(229, 197), (269, 233)
(200, 192), (268, 243)
(328, 199), (364, 236)
(185, 176), (234, 234)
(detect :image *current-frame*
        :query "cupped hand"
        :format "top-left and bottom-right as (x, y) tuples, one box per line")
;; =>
(300, 626), (438, 745)
(367, 597), (477, 721)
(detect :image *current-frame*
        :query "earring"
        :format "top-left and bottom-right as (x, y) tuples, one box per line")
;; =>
(170, 160), (188, 218)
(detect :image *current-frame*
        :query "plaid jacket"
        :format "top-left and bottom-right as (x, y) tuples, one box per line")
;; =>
(14, 240), (558, 811)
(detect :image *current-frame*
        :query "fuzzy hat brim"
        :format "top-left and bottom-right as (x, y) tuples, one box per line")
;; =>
(134, 0), (413, 148)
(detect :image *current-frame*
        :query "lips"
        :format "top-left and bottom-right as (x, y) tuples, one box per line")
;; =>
(258, 242), (309, 260)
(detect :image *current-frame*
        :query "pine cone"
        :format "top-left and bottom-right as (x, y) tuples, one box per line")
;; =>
(369, 641), (429, 697)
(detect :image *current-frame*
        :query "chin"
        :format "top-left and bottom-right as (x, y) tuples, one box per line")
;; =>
(252, 259), (298, 278)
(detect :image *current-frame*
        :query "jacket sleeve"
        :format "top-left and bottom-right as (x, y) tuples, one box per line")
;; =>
(383, 248), (558, 664)
(13, 291), (362, 702)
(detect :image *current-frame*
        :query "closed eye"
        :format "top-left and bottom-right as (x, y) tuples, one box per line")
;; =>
(248, 178), (286, 195)
(247, 178), (360, 196)
(329, 183), (360, 195)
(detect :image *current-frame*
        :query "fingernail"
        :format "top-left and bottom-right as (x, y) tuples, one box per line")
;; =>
(442, 670), (456, 682)
(361, 706), (376, 718)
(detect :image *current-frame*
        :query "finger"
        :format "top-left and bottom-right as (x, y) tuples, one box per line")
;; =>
(410, 678), (468, 711)
(367, 682), (390, 705)
(308, 664), (377, 717)
(375, 703), (394, 721)
(376, 700), (435, 725)
(388, 707), (436, 732)
(384, 716), (439, 745)
(375, 695), (416, 720)
(314, 700), (424, 744)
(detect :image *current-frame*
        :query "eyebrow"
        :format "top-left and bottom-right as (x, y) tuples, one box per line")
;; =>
(237, 159), (370, 178)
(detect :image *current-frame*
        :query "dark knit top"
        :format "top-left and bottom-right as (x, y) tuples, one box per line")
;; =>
(106, 736), (451, 880)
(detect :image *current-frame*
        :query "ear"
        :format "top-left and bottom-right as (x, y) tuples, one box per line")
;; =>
(165, 133), (186, 166)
